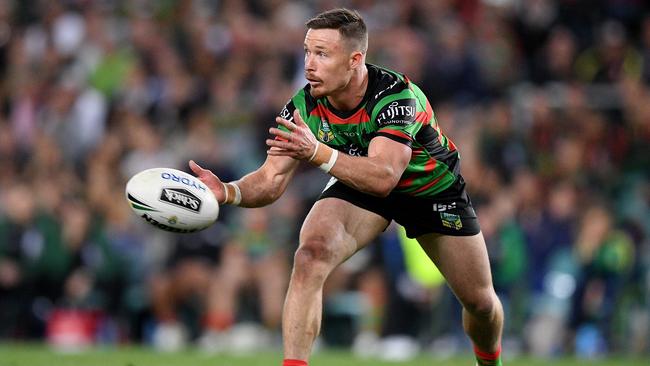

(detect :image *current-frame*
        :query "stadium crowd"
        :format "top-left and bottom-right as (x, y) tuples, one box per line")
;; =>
(0, 0), (648, 360)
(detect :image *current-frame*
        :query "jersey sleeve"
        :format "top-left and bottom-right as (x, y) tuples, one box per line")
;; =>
(276, 88), (312, 140)
(277, 99), (297, 136)
(373, 95), (420, 147)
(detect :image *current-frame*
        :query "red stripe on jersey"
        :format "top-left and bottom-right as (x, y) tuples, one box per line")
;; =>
(397, 175), (415, 188)
(310, 104), (369, 125)
(423, 157), (437, 172)
(411, 146), (424, 158)
(413, 174), (444, 194)
(426, 100), (434, 122)
(397, 156), (437, 189)
(378, 128), (412, 141)
(448, 138), (457, 152)
(415, 100), (434, 125)
(415, 111), (429, 124)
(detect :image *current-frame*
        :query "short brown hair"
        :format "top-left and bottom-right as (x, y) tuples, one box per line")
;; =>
(306, 8), (368, 53)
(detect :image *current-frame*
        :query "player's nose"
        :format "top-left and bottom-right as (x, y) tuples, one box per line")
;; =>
(305, 55), (316, 72)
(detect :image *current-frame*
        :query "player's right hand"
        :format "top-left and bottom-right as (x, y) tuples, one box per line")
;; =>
(189, 160), (227, 204)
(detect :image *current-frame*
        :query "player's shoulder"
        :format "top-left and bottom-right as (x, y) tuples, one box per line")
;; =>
(365, 64), (422, 116)
(367, 64), (415, 103)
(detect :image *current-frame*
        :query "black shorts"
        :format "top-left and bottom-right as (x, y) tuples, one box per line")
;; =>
(318, 176), (481, 238)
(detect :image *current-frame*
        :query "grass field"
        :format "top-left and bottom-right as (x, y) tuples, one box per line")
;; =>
(0, 343), (648, 366)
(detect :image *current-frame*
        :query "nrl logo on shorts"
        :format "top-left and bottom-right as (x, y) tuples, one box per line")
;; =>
(318, 118), (334, 142)
(440, 212), (463, 230)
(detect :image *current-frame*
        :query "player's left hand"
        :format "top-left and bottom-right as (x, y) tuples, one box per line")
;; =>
(267, 109), (318, 161)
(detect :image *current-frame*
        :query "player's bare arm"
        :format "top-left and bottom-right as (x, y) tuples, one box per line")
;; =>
(189, 155), (299, 208)
(267, 109), (411, 197)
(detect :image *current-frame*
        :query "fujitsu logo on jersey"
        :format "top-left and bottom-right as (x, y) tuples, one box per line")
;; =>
(377, 100), (416, 126)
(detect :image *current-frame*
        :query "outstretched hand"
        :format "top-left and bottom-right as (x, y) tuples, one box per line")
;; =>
(189, 160), (226, 204)
(267, 109), (318, 160)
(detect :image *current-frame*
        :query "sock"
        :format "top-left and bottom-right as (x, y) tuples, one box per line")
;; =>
(474, 344), (502, 366)
(282, 359), (308, 366)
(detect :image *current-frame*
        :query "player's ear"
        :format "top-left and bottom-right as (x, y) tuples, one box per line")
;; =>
(350, 50), (363, 69)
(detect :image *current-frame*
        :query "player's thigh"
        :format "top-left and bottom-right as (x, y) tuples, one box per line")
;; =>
(417, 232), (494, 302)
(298, 197), (390, 265)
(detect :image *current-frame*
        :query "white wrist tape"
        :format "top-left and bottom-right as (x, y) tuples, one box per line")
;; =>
(221, 182), (229, 204)
(308, 142), (320, 162)
(231, 181), (242, 206)
(221, 182), (242, 206)
(319, 149), (338, 173)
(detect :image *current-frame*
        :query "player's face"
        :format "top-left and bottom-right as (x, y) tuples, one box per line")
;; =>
(303, 28), (354, 98)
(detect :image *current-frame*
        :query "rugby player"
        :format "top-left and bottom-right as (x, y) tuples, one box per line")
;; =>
(190, 8), (504, 366)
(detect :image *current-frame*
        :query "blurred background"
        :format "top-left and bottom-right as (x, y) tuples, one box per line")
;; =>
(0, 0), (648, 362)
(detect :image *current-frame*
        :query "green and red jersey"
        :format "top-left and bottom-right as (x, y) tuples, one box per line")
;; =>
(279, 63), (460, 198)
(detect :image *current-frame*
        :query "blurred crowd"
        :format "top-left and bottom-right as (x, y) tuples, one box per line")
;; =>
(0, 0), (649, 360)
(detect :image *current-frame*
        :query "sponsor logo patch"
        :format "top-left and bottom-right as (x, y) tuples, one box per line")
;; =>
(377, 100), (416, 127)
(440, 212), (463, 230)
(433, 202), (457, 212)
(279, 103), (293, 121)
(160, 188), (202, 213)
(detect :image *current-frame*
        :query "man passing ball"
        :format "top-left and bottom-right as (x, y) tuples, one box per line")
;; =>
(190, 8), (504, 366)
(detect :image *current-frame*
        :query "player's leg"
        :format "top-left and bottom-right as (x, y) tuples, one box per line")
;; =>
(283, 197), (390, 361)
(417, 232), (504, 361)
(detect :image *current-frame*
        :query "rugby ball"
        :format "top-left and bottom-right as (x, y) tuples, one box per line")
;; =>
(125, 168), (219, 233)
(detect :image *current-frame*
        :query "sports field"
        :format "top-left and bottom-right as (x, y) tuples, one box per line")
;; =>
(0, 343), (646, 366)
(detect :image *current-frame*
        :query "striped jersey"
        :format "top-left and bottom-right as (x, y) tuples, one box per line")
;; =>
(279, 63), (460, 197)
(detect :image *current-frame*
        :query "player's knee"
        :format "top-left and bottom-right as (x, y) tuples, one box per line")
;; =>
(462, 290), (498, 319)
(293, 237), (337, 276)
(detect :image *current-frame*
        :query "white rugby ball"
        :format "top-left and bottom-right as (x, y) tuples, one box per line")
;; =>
(125, 167), (219, 233)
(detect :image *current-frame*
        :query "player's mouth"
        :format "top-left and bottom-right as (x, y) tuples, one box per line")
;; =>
(306, 76), (322, 86)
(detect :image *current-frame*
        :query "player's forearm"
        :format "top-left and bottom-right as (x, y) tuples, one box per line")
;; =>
(223, 156), (298, 208)
(235, 170), (289, 207)
(308, 143), (400, 197)
(329, 153), (400, 197)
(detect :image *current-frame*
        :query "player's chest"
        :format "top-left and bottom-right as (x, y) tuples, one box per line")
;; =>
(307, 103), (375, 154)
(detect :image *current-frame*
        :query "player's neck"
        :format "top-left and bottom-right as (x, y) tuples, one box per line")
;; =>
(327, 64), (368, 111)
